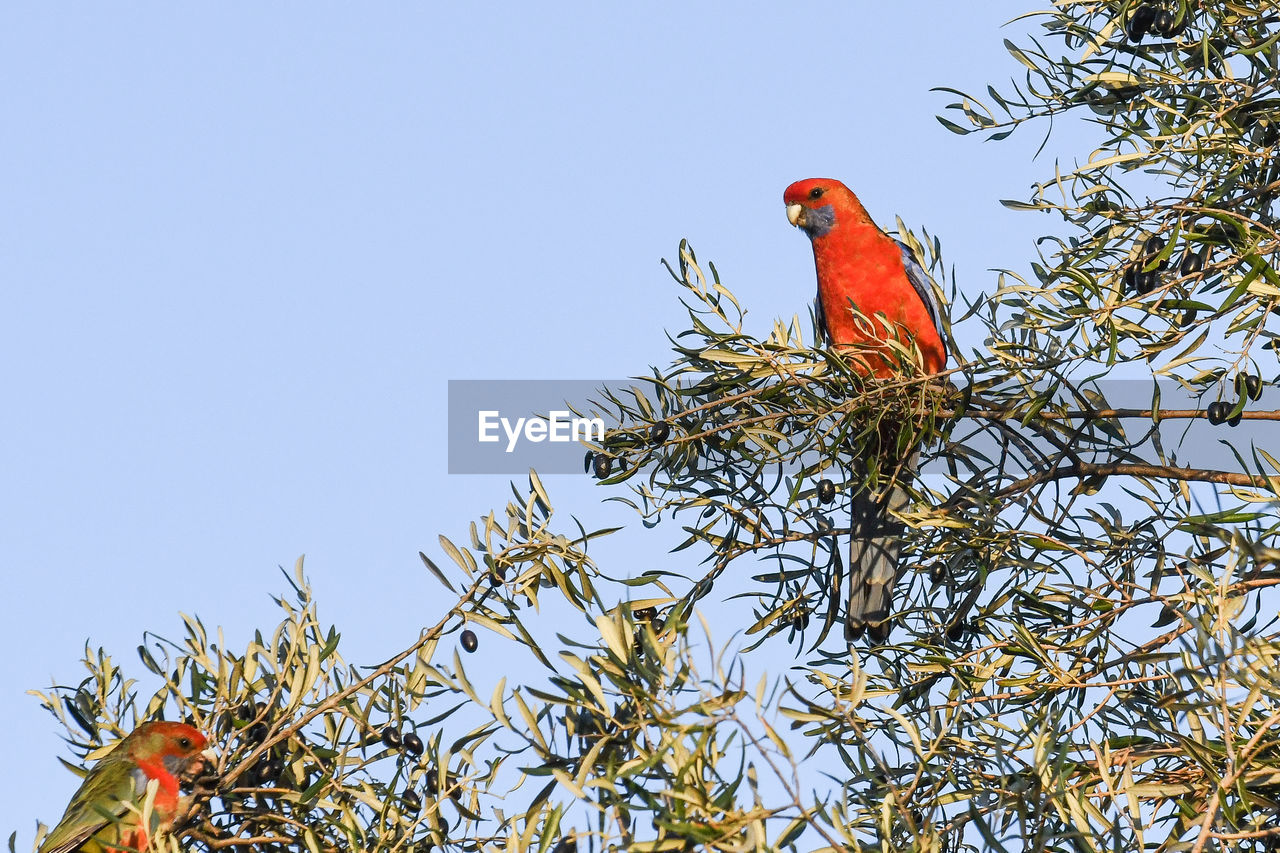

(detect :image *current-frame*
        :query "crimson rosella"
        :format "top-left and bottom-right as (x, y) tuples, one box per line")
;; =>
(785, 177), (947, 642)
(40, 721), (214, 853)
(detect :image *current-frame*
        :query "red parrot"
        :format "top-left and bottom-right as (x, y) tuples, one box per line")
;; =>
(784, 177), (947, 642)
(39, 721), (215, 853)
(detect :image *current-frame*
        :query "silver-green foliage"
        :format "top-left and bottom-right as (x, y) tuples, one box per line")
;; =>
(25, 2), (1280, 851)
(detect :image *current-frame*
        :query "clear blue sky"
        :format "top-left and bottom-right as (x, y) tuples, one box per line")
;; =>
(1, 3), (1085, 839)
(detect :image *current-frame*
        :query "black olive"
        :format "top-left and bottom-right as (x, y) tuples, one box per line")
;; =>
(488, 563), (507, 585)
(256, 757), (283, 785)
(424, 768), (439, 795)
(817, 478), (836, 504)
(792, 612), (810, 631)
(247, 723), (269, 744)
(1179, 247), (1205, 276)
(403, 732), (424, 756)
(1143, 235), (1167, 269)
(1206, 401), (1227, 425)
(1126, 3), (1157, 41)
(592, 454), (612, 479)
(946, 622), (966, 641)
(1152, 9), (1176, 37)
(401, 788), (422, 811)
(236, 702), (255, 721)
(928, 563), (947, 585)
(1156, 7), (1187, 36)
(633, 606), (657, 622)
(632, 630), (645, 658)
(1137, 270), (1159, 294)
(552, 837), (578, 853)
(381, 727), (402, 749)
(255, 701), (269, 718)
(582, 451), (594, 474)
(1124, 265), (1138, 293)
(1181, 308), (1198, 326)
(1228, 407), (1243, 427)
(1245, 374), (1264, 401)
(649, 422), (671, 445)
(460, 629), (479, 653)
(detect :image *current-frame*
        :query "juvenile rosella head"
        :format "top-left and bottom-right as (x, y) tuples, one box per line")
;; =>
(40, 721), (215, 853)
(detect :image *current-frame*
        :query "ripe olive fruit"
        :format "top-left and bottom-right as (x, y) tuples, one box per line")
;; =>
(401, 788), (422, 812)
(1179, 247), (1205, 276)
(946, 621), (966, 641)
(1144, 235), (1167, 269)
(1206, 401), (1228, 425)
(928, 563), (947, 585)
(381, 726), (402, 749)
(256, 757), (283, 785)
(592, 454), (612, 479)
(633, 606), (657, 622)
(649, 422), (671, 444)
(1126, 4), (1157, 41)
(402, 731), (424, 756)
(1227, 408), (1243, 427)
(1237, 373), (1264, 402)
(460, 629), (479, 653)
(817, 478), (836, 504)
(1153, 7), (1186, 37)
(1246, 374), (1264, 401)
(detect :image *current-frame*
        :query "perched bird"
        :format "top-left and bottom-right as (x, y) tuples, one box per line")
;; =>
(40, 721), (215, 853)
(785, 177), (947, 642)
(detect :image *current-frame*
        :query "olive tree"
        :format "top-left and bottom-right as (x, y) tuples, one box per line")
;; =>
(22, 1), (1280, 851)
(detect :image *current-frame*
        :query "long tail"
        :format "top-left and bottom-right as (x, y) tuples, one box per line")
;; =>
(845, 480), (909, 643)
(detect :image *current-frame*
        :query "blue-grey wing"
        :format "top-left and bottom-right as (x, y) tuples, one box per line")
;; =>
(895, 240), (947, 346)
(814, 288), (830, 346)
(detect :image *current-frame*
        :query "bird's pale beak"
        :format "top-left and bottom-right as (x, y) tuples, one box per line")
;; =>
(193, 748), (217, 774)
(786, 203), (804, 227)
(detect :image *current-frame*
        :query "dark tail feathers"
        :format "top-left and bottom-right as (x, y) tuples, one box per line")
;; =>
(846, 483), (909, 643)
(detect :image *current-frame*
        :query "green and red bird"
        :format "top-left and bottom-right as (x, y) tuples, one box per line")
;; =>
(40, 721), (215, 853)
(785, 177), (947, 642)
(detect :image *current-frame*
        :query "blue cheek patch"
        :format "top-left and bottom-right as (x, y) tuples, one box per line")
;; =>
(802, 203), (836, 238)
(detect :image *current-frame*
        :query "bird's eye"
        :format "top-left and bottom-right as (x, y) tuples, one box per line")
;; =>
(808, 187), (825, 200)
(178, 737), (191, 748)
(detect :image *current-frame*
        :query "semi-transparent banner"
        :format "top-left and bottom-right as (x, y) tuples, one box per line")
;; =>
(447, 378), (1276, 476)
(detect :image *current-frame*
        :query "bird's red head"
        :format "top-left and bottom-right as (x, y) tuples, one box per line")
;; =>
(125, 721), (214, 781)
(783, 178), (874, 238)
